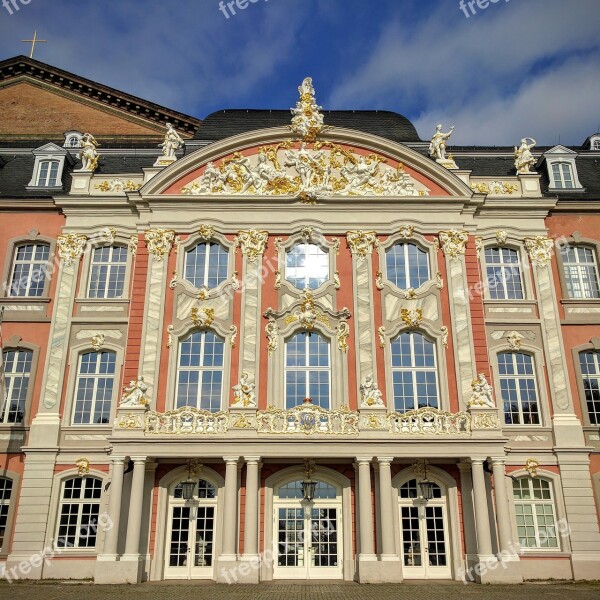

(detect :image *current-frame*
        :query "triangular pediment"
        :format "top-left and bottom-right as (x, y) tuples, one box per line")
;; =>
(32, 142), (67, 155)
(544, 145), (577, 155)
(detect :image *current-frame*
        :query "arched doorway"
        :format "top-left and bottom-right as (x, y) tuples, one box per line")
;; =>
(164, 478), (218, 579)
(397, 478), (451, 579)
(272, 478), (343, 580)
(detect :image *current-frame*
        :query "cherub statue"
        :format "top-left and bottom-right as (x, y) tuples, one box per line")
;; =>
(160, 122), (185, 161)
(514, 138), (537, 174)
(232, 372), (256, 407)
(120, 376), (149, 407)
(428, 124), (455, 161)
(360, 374), (384, 407)
(468, 373), (495, 409)
(77, 133), (100, 172)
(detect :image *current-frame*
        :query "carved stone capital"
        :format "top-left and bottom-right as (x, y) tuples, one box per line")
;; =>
(57, 233), (88, 267)
(438, 230), (468, 261)
(346, 230), (379, 260)
(145, 228), (176, 261)
(524, 236), (554, 268)
(235, 229), (268, 262)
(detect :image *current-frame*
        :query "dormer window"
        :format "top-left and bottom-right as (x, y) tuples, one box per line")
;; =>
(63, 131), (83, 149)
(594, 140), (600, 151)
(27, 143), (71, 190)
(37, 160), (60, 187)
(542, 145), (584, 193)
(551, 162), (574, 189)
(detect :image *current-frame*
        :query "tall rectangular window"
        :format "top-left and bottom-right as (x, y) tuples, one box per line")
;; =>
(551, 163), (574, 189)
(184, 243), (228, 289)
(513, 478), (558, 549)
(36, 160), (60, 187)
(72, 352), (116, 424)
(1, 349), (32, 423)
(56, 478), (102, 548)
(88, 246), (128, 299)
(498, 352), (540, 425)
(562, 246), (600, 299)
(0, 478), (12, 552)
(579, 351), (600, 425)
(485, 247), (524, 300)
(8, 243), (50, 297)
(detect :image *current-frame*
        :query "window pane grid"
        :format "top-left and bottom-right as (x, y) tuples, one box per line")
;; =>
(391, 332), (439, 412)
(579, 351), (600, 424)
(72, 352), (116, 425)
(8, 243), (50, 297)
(498, 352), (540, 425)
(285, 244), (329, 290)
(0, 477), (12, 552)
(485, 247), (524, 300)
(552, 163), (574, 189)
(513, 478), (558, 549)
(285, 333), (331, 408)
(386, 243), (430, 290)
(88, 246), (128, 299)
(1, 349), (32, 423)
(176, 331), (224, 412)
(56, 478), (102, 549)
(37, 160), (60, 187)
(563, 246), (600, 299)
(184, 243), (228, 289)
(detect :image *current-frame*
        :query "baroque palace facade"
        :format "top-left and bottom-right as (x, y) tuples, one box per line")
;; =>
(0, 55), (599, 585)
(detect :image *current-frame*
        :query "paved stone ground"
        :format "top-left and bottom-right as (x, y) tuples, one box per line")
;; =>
(0, 582), (599, 600)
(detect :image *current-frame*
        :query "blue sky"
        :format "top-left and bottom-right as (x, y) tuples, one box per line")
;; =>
(0, 0), (599, 145)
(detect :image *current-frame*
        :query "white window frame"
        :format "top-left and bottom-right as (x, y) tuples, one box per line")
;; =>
(175, 330), (225, 412)
(183, 242), (229, 290)
(543, 146), (584, 192)
(562, 245), (600, 299)
(285, 243), (330, 290)
(390, 331), (439, 413)
(551, 162), (575, 189)
(71, 351), (117, 425)
(63, 131), (83, 149)
(512, 477), (559, 550)
(87, 245), (128, 299)
(26, 143), (69, 190)
(284, 332), (331, 409)
(484, 246), (525, 300)
(578, 350), (600, 425)
(7, 242), (51, 298)
(55, 477), (103, 550)
(385, 242), (431, 290)
(0, 477), (12, 553)
(498, 352), (541, 426)
(0, 348), (33, 424)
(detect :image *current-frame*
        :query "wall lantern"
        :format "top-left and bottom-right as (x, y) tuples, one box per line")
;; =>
(301, 459), (317, 502)
(180, 460), (198, 501)
(419, 461), (436, 502)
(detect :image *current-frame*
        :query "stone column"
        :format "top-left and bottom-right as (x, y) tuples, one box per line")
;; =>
(457, 461), (477, 561)
(243, 457), (260, 561)
(356, 457), (381, 582)
(377, 457), (396, 558)
(491, 458), (515, 557)
(471, 459), (494, 560)
(217, 455), (241, 580)
(123, 457), (147, 561)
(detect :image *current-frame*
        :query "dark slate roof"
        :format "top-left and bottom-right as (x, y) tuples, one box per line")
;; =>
(195, 110), (422, 143)
(0, 154), (71, 197)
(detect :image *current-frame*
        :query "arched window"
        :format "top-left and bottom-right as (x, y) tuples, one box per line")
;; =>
(498, 352), (540, 425)
(176, 331), (224, 412)
(390, 332), (439, 412)
(184, 242), (228, 289)
(8, 242), (50, 297)
(285, 243), (329, 290)
(562, 246), (600, 299)
(386, 243), (430, 289)
(277, 480), (337, 499)
(1, 349), (33, 423)
(0, 477), (13, 552)
(512, 477), (558, 549)
(594, 140), (600, 151)
(285, 332), (330, 409)
(36, 160), (60, 187)
(72, 351), (117, 424)
(484, 247), (524, 300)
(88, 245), (128, 299)
(55, 477), (103, 549)
(551, 162), (574, 189)
(579, 351), (600, 424)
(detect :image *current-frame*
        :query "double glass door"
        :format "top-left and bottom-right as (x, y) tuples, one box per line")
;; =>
(274, 505), (342, 579)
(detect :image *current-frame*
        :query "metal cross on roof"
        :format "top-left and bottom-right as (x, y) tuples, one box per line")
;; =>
(21, 30), (47, 59)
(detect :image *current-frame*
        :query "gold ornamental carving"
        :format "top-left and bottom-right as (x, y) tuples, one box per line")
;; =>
(198, 224), (216, 240)
(496, 230), (508, 245)
(266, 316), (279, 356)
(378, 326), (386, 349)
(525, 458), (540, 478)
(290, 77), (327, 142)
(91, 333), (105, 351)
(191, 307), (215, 328)
(234, 229), (268, 263)
(145, 229), (176, 261)
(129, 235), (139, 257)
(398, 225), (415, 239)
(441, 326), (449, 349)
(525, 236), (554, 268)
(438, 230), (468, 261)
(337, 320), (350, 353)
(401, 308), (423, 328)
(75, 458), (90, 477)
(347, 231), (379, 261)
(119, 413), (144, 429)
(57, 233), (88, 267)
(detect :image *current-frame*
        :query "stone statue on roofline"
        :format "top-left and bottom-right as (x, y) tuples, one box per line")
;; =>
(514, 137), (537, 174)
(155, 122), (185, 166)
(76, 133), (100, 172)
(429, 124), (458, 169)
